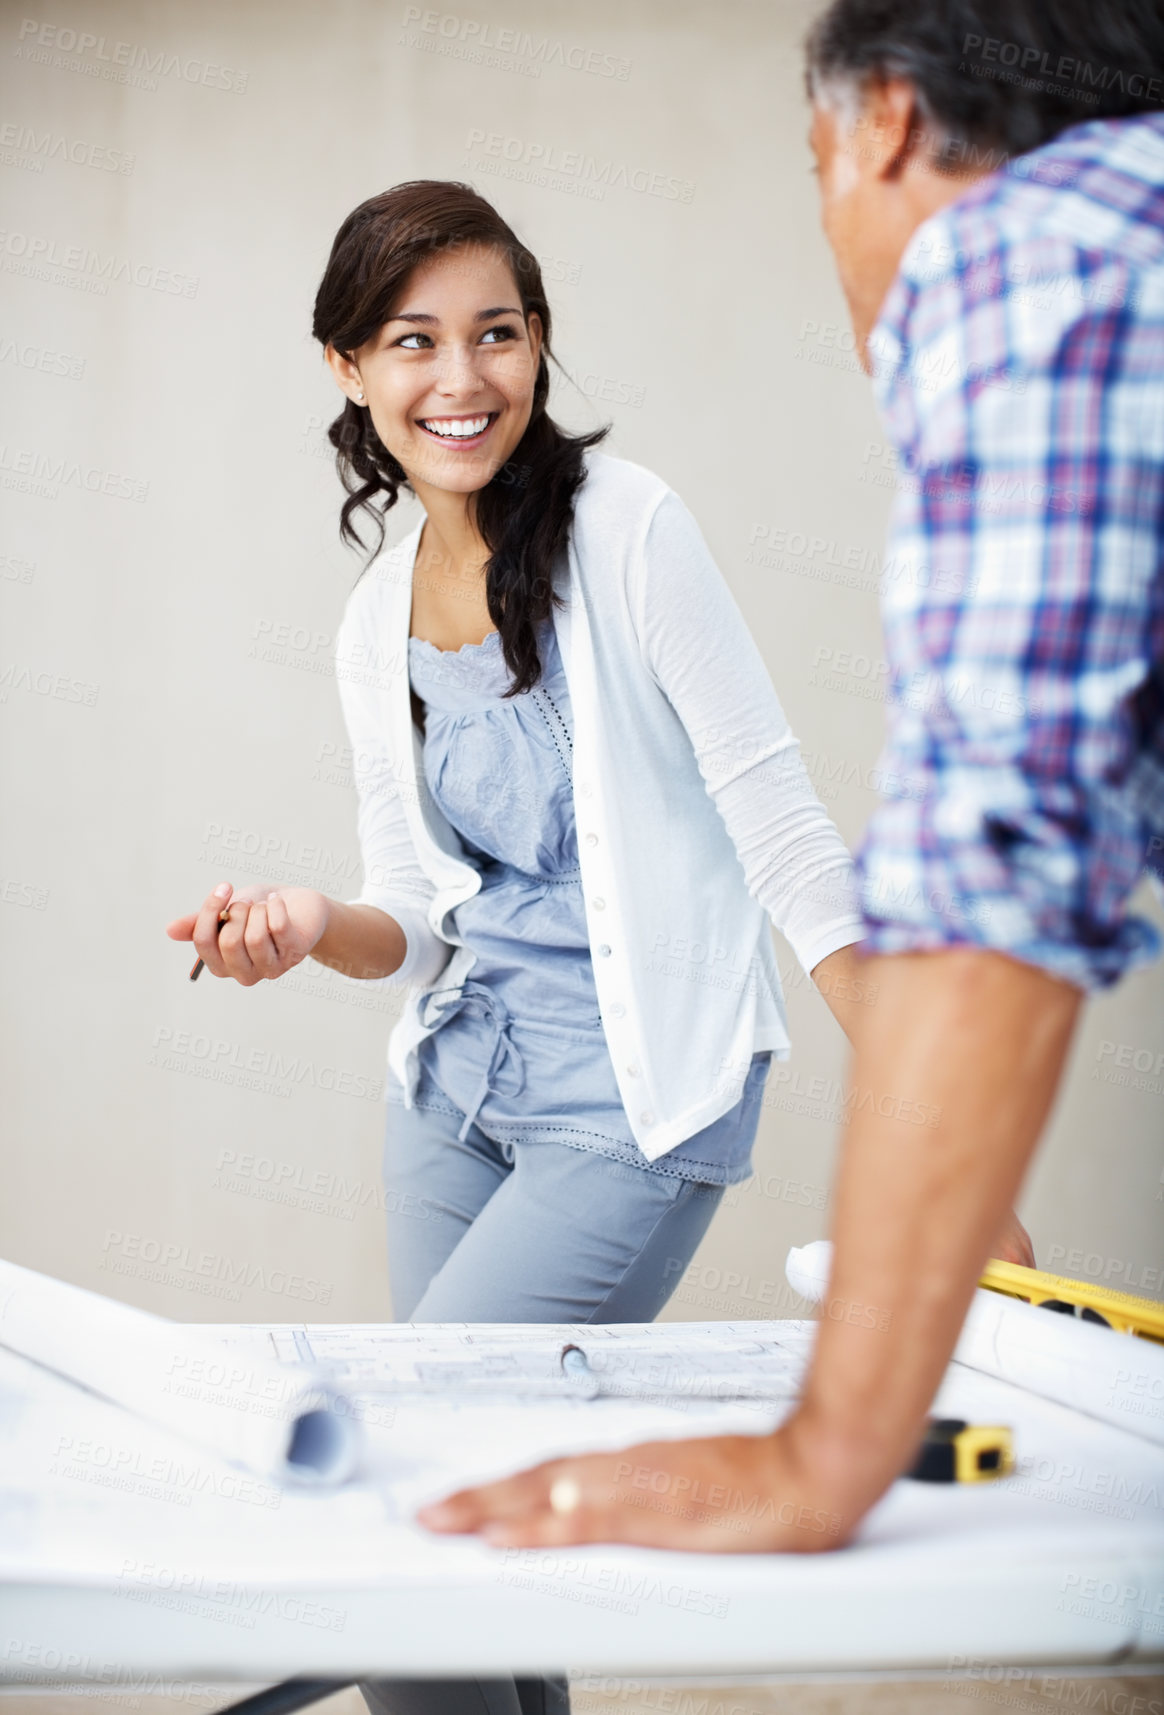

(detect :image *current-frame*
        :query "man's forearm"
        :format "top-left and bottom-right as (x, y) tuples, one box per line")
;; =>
(792, 948), (1082, 1521)
(416, 945), (1083, 1552)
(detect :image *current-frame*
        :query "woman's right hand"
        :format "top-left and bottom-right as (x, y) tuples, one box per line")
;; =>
(166, 882), (331, 986)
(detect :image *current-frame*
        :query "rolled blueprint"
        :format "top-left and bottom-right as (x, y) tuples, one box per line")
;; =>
(785, 1239), (1164, 1449)
(0, 1257), (358, 1483)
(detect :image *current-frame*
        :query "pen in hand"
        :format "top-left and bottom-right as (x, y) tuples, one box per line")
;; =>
(189, 888), (233, 981)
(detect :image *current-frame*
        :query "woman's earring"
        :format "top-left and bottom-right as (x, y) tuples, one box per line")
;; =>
(354, 389), (365, 403)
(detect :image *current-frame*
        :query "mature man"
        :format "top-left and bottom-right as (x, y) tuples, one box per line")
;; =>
(420, 0), (1164, 1551)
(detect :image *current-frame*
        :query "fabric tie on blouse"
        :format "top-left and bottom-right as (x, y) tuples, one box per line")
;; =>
(420, 978), (526, 1141)
(399, 617), (770, 1184)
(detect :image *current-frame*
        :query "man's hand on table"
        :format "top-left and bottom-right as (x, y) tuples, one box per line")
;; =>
(417, 951), (1080, 1557)
(417, 1417), (861, 1552)
(415, 1198), (1032, 1554)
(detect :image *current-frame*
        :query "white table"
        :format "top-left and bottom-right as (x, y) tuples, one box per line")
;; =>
(4, 1319), (1163, 1681)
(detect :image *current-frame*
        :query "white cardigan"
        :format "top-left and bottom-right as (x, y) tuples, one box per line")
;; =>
(334, 452), (864, 1160)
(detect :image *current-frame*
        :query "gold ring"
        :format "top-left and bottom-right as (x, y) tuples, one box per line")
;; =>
(548, 1476), (581, 1516)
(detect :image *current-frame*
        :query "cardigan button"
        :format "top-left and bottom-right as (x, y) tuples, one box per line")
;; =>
(592, 897), (606, 910)
(640, 1110), (655, 1126)
(597, 943), (612, 958)
(584, 832), (599, 847)
(626, 1064), (640, 1078)
(609, 1002), (626, 1018)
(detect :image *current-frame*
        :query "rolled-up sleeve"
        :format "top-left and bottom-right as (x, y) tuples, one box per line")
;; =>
(858, 215), (1164, 989)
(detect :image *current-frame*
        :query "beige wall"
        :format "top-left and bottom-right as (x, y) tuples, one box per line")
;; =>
(2, 0), (1160, 1326)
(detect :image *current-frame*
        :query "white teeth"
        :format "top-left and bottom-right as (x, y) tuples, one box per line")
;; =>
(422, 415), (491, 439)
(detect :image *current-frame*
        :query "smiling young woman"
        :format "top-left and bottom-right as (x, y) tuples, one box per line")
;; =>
(169, 179), (869, 1715)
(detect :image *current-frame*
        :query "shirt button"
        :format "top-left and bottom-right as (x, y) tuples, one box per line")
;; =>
(609, 1002), (626, 1018)
(597, 944), (612, 958)
(584, 832), (598, 847)
(640, 1110), (655, 1126)
(592, 897), (606, 910)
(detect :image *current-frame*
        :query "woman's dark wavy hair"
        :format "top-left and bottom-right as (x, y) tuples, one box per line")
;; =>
(806, 0), (1164, 164)
(311, 180), (607, 696)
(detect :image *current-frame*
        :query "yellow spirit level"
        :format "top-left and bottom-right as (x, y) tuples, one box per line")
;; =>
(980, 1260), (1164, 1344)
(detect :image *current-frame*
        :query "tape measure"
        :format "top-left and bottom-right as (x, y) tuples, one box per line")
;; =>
(908, 1418), (1015, 1484)
(901, 1260), (1162, 1487)
(980, 1259), (1164, 1344)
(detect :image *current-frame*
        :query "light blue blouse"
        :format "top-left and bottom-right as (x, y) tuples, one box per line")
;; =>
(389, 620), (767, 1185)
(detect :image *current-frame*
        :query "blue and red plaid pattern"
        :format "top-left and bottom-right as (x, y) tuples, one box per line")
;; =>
(858, 113), (1164, 989)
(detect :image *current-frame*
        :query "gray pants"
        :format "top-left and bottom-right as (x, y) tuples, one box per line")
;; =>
(361, 1090), (740, 1715)
(383, 1090), (727, 1324)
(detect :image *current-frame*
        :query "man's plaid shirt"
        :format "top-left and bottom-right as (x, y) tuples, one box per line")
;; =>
(859, 113), (1164, 989)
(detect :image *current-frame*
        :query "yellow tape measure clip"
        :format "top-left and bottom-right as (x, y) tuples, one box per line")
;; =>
(908, 1419), (1015, 1484)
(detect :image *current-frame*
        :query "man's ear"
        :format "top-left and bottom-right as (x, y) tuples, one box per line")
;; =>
(857, 78), (926, 182)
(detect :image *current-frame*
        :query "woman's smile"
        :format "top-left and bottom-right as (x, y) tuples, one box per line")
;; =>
(415, 410), (500, 449)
